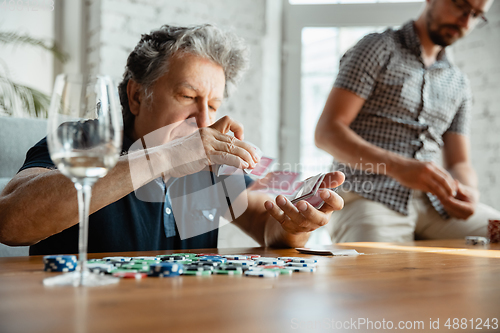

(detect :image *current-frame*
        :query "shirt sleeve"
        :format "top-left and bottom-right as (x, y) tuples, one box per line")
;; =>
(18, 137), (55, 173)
(333, 32), (393, 100)
(445, 76), (472, 136)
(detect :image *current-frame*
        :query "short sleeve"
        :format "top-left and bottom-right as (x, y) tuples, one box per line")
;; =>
(446, 76), (472, 136)
(18, 137), (55, 173)
(333, 32), (393, 99)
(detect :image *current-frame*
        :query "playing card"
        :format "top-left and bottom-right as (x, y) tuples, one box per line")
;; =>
(290, 173), (326, 202)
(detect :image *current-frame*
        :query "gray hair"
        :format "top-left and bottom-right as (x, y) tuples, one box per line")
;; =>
(118, 24), (250, 136)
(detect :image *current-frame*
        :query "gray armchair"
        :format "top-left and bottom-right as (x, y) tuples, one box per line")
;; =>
(0, 116), (47, 257)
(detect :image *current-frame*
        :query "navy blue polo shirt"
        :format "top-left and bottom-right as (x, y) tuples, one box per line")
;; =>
(19, 136), (252, 255)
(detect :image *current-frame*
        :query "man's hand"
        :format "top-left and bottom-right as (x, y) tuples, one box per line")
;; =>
(441, 180), (479, 220)
(163, 116), (260, 178)
(392, 160), (458, 202)
(263, 171), (345, 235)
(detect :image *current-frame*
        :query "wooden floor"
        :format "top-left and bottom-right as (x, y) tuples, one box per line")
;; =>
(0, 239), (499, 333)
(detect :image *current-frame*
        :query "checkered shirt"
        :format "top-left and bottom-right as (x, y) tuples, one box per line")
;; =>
(332, 21), (472, 218)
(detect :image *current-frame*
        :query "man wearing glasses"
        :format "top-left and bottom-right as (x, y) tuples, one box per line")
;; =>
(315, 0), (499, 242)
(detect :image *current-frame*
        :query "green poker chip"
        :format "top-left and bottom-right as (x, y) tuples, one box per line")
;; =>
(182, 270), (212, 276)
(213, 269), (243, 275)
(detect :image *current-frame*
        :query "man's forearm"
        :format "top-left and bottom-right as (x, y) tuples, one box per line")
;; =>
(0, 149), (164, 246)
(448, 162), (478, 188)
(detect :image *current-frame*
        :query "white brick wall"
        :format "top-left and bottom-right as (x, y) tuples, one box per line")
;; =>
(85, 0), (281, 152)
(84, 0), (283, 247)
(451, 1), (500, 210)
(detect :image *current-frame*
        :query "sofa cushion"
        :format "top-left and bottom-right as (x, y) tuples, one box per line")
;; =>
(0, 117), (48, 178)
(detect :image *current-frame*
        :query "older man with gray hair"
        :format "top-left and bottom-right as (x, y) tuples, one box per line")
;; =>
(0, 24), (345, 255)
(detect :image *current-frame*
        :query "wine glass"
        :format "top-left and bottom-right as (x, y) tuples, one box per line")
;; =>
(43, 74), (122, 287)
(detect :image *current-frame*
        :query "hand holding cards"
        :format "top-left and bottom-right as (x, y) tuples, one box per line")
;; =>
(216, 142), (339, 209)
(216, 141), (276, 178)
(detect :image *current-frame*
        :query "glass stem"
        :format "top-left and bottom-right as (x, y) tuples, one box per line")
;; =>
(74, 181), (93, 286)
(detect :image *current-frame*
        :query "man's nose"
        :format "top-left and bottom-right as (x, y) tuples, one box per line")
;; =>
(458, 12), (472, 30)
(195, 101), (211, 128)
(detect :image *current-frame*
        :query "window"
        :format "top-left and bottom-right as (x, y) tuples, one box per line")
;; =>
(300, 26), (386, 177)
(281, 1), (422, 176)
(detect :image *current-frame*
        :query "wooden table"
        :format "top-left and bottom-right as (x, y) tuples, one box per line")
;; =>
(0, 240), (499, 333)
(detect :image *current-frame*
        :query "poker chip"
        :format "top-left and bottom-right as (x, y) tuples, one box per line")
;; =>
(148, 263), (183, 277)
(185, 265), (214, 272)
(488, 219), (500, 243)
(131, 256), (159, 261)
(222, 254), (248, 260)
(112, 272), (147, 279)
(196, 253), (220, 257)
(256, 268), (293, 275)
(256, 258), (285, 265)
(285, 262), (317, 268)
(245, 254), (261, 259)
(279, 257), (318, 264)
(199, 257), (226, 263)
(86, 262), (115, 274)
(43, 255), (77, 272)
(244, 270), (279, 278)
(120, 263), (150, 272)
(182, 270), (212, 276)
(213, 269), (243, 275)
(465, 236), (490, 245)
(103, 256), (132, 262)
(284, 267), (316, 273)
(160, 255), (187, 261)
(193, 261), (220, 267)
(225, 260), (256, 266)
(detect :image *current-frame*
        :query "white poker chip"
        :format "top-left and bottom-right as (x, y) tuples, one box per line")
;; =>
(87, 262), (114, 273)
(285, 262), (317, 268)
(255, 257), (285, 265)
(291, 258), (318, 264)
(244, 270), (279, 278)
(131, 256), (160, 261)
(284, 267), (316, 273)
(225, 260), (256, 266)
(278, 256), (303, 262)
(222, 255), (249, 260)
(103, 256), (132, 262)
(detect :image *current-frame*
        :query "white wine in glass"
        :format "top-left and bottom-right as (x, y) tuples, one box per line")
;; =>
(44, 74), (122, 287)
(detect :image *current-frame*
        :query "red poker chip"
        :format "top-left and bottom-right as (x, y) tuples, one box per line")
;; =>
(260, 265), (286, 269)
(244, 254), (261, 259)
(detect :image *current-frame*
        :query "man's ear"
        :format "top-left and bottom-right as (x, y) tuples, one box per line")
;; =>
(127, 79), (142, 116)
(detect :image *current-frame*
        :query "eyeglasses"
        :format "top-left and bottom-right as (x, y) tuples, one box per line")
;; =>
(450, 0), (488, 28)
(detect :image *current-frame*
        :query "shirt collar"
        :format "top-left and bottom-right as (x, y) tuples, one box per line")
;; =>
(401, 20), (451, 69)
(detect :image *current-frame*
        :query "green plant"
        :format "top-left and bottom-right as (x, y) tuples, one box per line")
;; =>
(0, 31), (68, 118)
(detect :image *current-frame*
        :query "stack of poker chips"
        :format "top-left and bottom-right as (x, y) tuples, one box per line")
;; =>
(44, 253), (320, 279)
(43, 255), (77, 272)
(488, 219), (500, 243)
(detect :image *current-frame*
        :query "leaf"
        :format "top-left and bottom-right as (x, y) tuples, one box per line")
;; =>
(0, 75), (51, 117)
(0, 31), (68, 63)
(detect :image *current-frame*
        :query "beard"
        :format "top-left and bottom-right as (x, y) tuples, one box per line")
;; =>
(426, 10), (464, 47)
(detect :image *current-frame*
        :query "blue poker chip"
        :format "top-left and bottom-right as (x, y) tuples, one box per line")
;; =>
(285, 262), (317, 268)
(43, 255), (77, 272)
(148, 263), (183, 277)
(199, 257), (227, 263)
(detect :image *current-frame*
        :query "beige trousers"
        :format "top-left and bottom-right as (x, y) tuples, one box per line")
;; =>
(328, 190), (500, 243)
